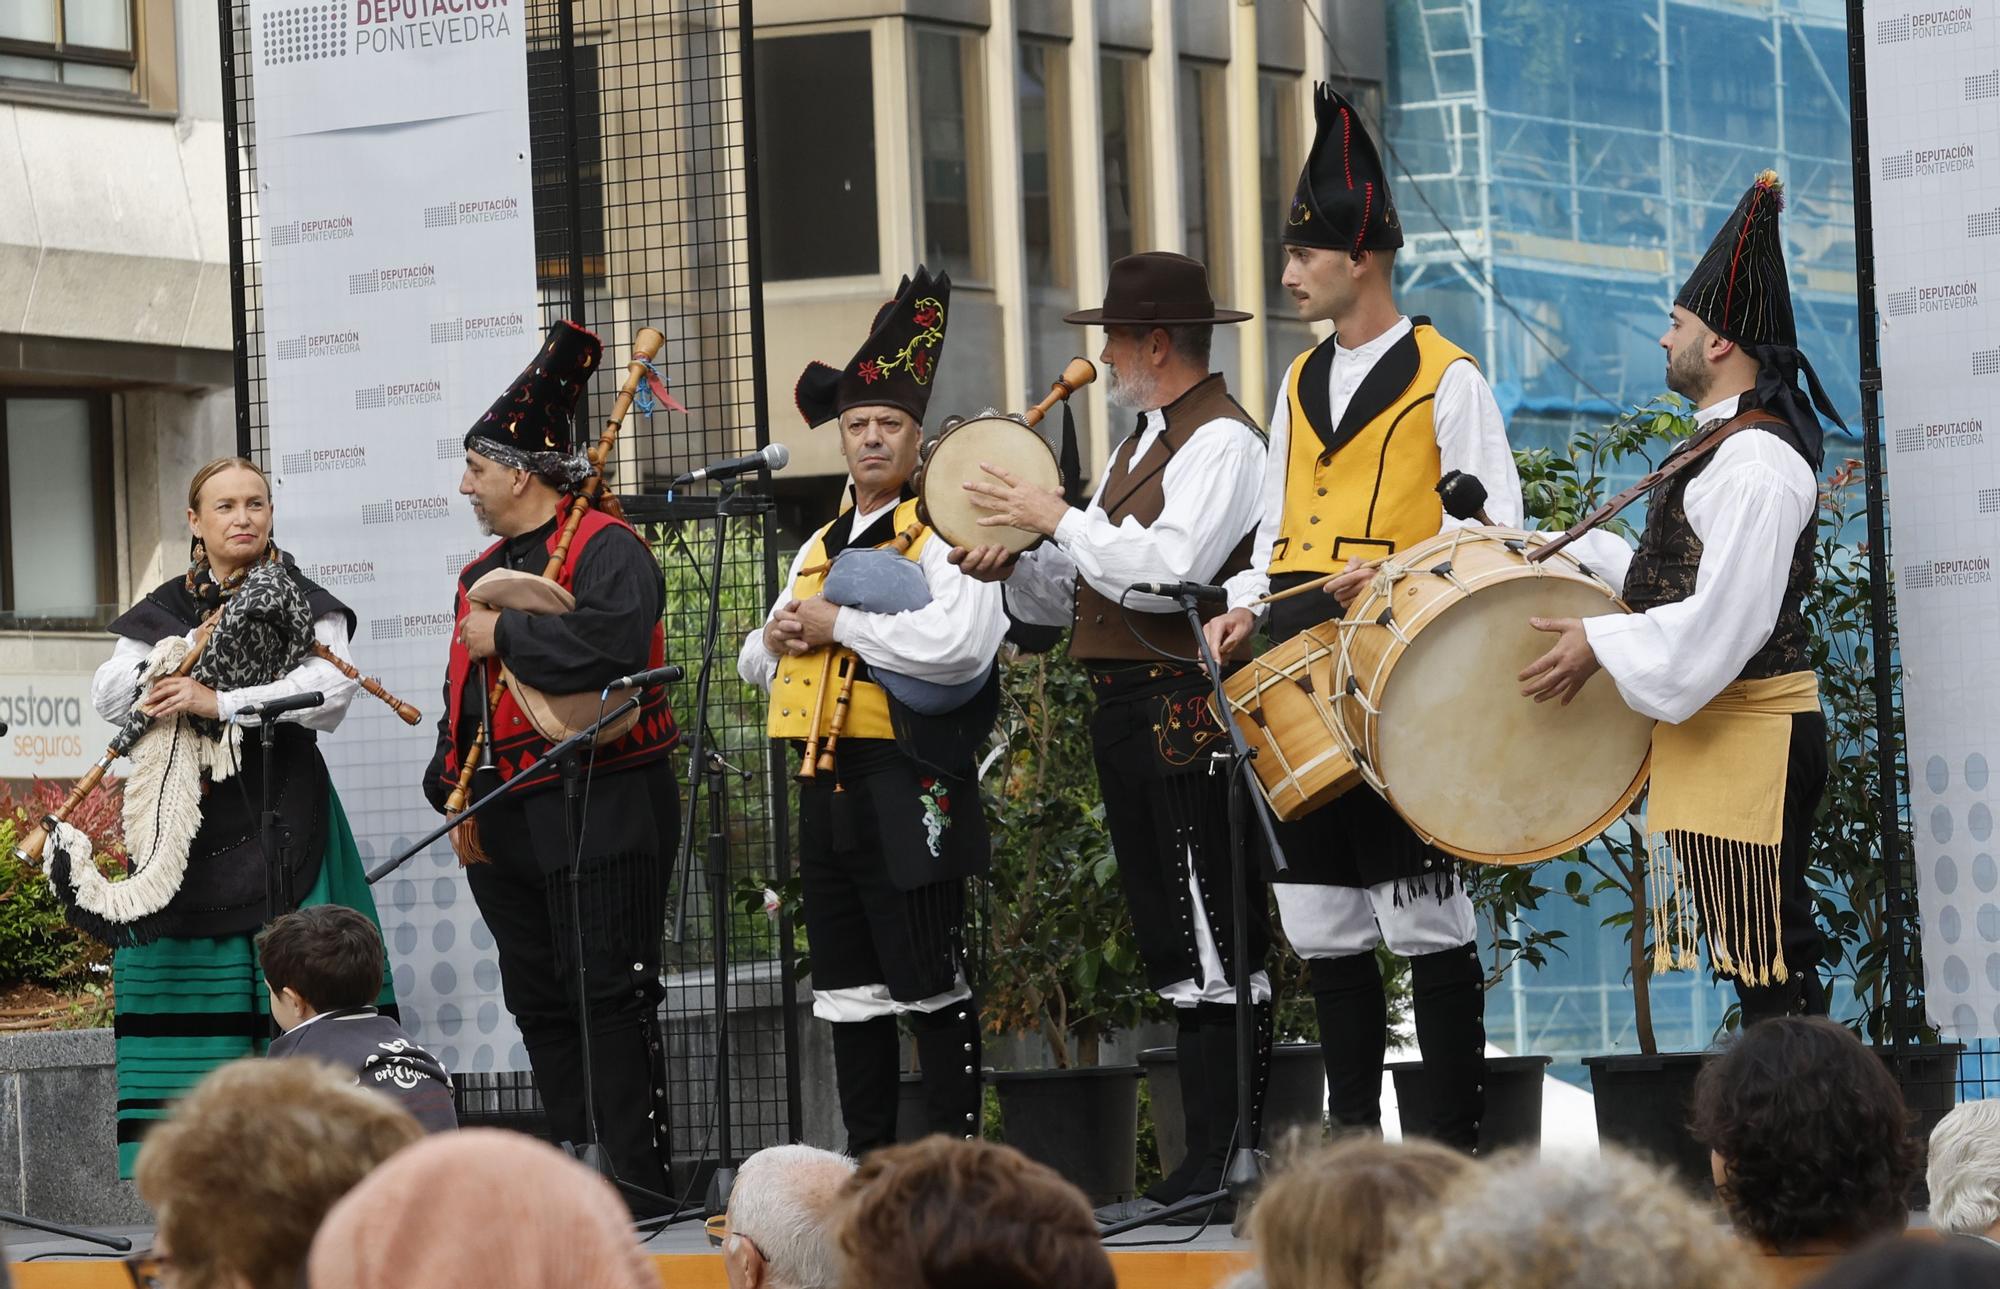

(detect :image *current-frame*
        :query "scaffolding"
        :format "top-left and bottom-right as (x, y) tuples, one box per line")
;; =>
(1386, 0), (1861, 454)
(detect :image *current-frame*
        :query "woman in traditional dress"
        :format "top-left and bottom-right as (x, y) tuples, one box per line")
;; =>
(76, 456), (394, 1176)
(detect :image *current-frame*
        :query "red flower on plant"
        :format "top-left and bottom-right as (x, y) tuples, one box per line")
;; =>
(858, 359), (883, 384)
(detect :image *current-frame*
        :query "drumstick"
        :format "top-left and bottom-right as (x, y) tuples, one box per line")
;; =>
(798, 649), (836, 781)
(1253, 560), (1385, 607)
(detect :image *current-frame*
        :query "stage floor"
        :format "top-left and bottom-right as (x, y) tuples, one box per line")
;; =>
(6, 1221), (1255, 1288)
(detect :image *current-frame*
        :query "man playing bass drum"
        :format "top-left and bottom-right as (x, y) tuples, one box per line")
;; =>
(1203, 86), (1523, 1153)
(425, 320), (681, 1210)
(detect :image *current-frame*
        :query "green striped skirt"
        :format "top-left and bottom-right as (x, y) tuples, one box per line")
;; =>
(113, 785), (397, 1177)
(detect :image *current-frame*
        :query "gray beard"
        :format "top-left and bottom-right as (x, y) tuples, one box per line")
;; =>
(1104, 363), (1155, 411)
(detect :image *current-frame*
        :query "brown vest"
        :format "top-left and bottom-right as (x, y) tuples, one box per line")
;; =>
(1069, 374), (1261, 662)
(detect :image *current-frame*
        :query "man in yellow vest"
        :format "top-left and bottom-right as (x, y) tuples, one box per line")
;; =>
(737, 268), (1007, 1154)
(1204, 85), (1522, 1152)
(951, 251), (1272, 1223)
(1521, 172), (1842, 1026)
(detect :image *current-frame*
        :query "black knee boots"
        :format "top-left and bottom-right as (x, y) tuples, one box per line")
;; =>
(830, 1015), (899, 1156)
(911, 1002), (983, 1140)
(1311, 952), (1389, 1133)
(1409, 942), (1486, 1154)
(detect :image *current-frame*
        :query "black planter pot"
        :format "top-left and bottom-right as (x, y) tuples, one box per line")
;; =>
(1388, 1054), (1552, 1155)
(1584, 1051), (1712, 1194)
(1139, 1043), (1328, 1172)
(991, 1065), (1143, 1207)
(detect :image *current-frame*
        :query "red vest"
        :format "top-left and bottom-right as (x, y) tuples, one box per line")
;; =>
(436, 504), (678, 796)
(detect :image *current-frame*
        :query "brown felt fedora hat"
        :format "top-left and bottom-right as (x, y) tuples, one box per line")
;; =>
(1063, 251), (1252, 326)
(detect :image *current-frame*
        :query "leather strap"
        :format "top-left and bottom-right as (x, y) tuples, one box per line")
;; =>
(1526, 409), (1786, 565)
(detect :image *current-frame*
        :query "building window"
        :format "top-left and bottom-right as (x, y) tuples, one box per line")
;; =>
(912, 27), (985, 282)
(529, 45), (607, 288)
(1020, 39), (1075, 387)
(1258, 71), (1301, 311)
(0, 394), (116, 628)
(754, 31), (880, 281)
(1179, 60), (1227, 290)
(1100, 51), (1148, 265)
(0, 0), (136, 94)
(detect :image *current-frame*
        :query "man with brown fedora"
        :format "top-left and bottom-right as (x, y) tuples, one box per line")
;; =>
(953, 250), (1271, 1223)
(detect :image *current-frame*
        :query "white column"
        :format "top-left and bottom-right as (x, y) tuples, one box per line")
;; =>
(1226, 0), (1265, 416)
(879, 16), (918, 279)
(1067, 0), (1112, 474)
(984, 0), (1031, 405)
(1145, 0), (1183, 253)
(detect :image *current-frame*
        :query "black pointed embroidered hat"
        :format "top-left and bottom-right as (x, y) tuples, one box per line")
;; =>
(1676, 170), (1795, 349)
(1283, 83), (1403, 254)
(465, 320), (602, 482)
(795, 268), (952, 428)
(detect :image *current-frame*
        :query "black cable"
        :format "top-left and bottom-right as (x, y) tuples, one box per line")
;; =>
(1114, 585), (1205, 667)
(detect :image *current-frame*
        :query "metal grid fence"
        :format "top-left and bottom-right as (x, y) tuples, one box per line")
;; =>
(219, 0), (797, 1191)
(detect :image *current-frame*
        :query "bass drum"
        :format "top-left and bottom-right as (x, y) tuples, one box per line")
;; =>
(916, 413), (1062, 553)
(1326, 527), (1653, 865)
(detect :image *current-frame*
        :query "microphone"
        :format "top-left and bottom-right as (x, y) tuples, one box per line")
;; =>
(603, 664), (685, 693)
(1437, 470), (1494, 524)
(671, 443), (790, 487)
(232, 691), (325, 723)
(1129, 581), (1229, 604)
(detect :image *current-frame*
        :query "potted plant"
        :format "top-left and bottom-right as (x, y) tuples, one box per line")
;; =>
(979, 650), (1154, 1206)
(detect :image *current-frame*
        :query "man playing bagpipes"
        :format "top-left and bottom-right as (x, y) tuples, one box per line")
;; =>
(1521, 172), (1843, 1027)
(737, 268), (1007, 1155)
(424, 320), (682, 1206)
(34, 455), (396, 1177)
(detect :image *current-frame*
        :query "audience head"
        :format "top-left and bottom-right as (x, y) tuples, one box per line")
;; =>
(308, 1129), (652, 1289)
(255, 904), (385, 1031)
(1691, 1017), (1918, 1251)
(1927, 1098), (2000, 1239)
(1803, 1235), (2000, 1289)
(835, 1137), (1114, 1289)
(1249, 1135), (1472, 1289)
(1374, 1146), (1759, 1289)
(132, 1058), (422, 1289)
(723, 1144), (855, 1289)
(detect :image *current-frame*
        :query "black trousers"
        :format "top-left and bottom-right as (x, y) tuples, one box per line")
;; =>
(1685, 709), (1830, 1026)
(464, 757), (679, 1206)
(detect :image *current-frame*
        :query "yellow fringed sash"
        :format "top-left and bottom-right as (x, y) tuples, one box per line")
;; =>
(1645, 671), (1821, 984)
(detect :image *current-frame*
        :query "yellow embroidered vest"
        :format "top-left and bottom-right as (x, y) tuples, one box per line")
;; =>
(767, 496), (931, 741)
(1267, 323), (1475, 576)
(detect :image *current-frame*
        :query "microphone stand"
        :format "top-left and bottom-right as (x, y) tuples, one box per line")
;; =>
(1101, 592), (1288, 1241)
(369, 692), (699, 1220)
(0, 1209), (131, 1252)
(255, 711), (294, 925)
(663, 476), (759, 1223)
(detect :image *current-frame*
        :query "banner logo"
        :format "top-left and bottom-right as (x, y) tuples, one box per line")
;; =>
(300, 560), (379, 588)
(355, 379), (445, 410)
(261, 1), (349, 65)
(1895, 419), (1986, 453)
(1974, 348), (2000, 376)
(280, 446), (369, 474)
(270, 216), (356, 247)
(1969, 69), (2000, 100)
(1885, 280), (1979, 318)
(354, 1), (514, 56)
(369, 610), (458, 641)
(422, 197), (523, 229)
(272, 329), (363, 361)
(432, 313), (529, 343)
(1904, 556), (1994, 590)
(361, 496), (455, 525)
(349, 264), (438, 294)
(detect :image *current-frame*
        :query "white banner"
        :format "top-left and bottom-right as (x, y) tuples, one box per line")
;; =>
(0, 673), (119, 779)
(250, 0), (538, 1072)
(1866, 2), (2000, 1039)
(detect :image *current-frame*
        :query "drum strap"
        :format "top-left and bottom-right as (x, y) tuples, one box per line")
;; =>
(1525, 410), (1786, 566)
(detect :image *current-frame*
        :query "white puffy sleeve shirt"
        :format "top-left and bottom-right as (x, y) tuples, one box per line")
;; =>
(1224, 317), (1522, 613)
(89, 612), (361, 731)
(1001, 410), (1268, 626)
(738, 497), (1008, 692)
(1576, 395), (1819, 725)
